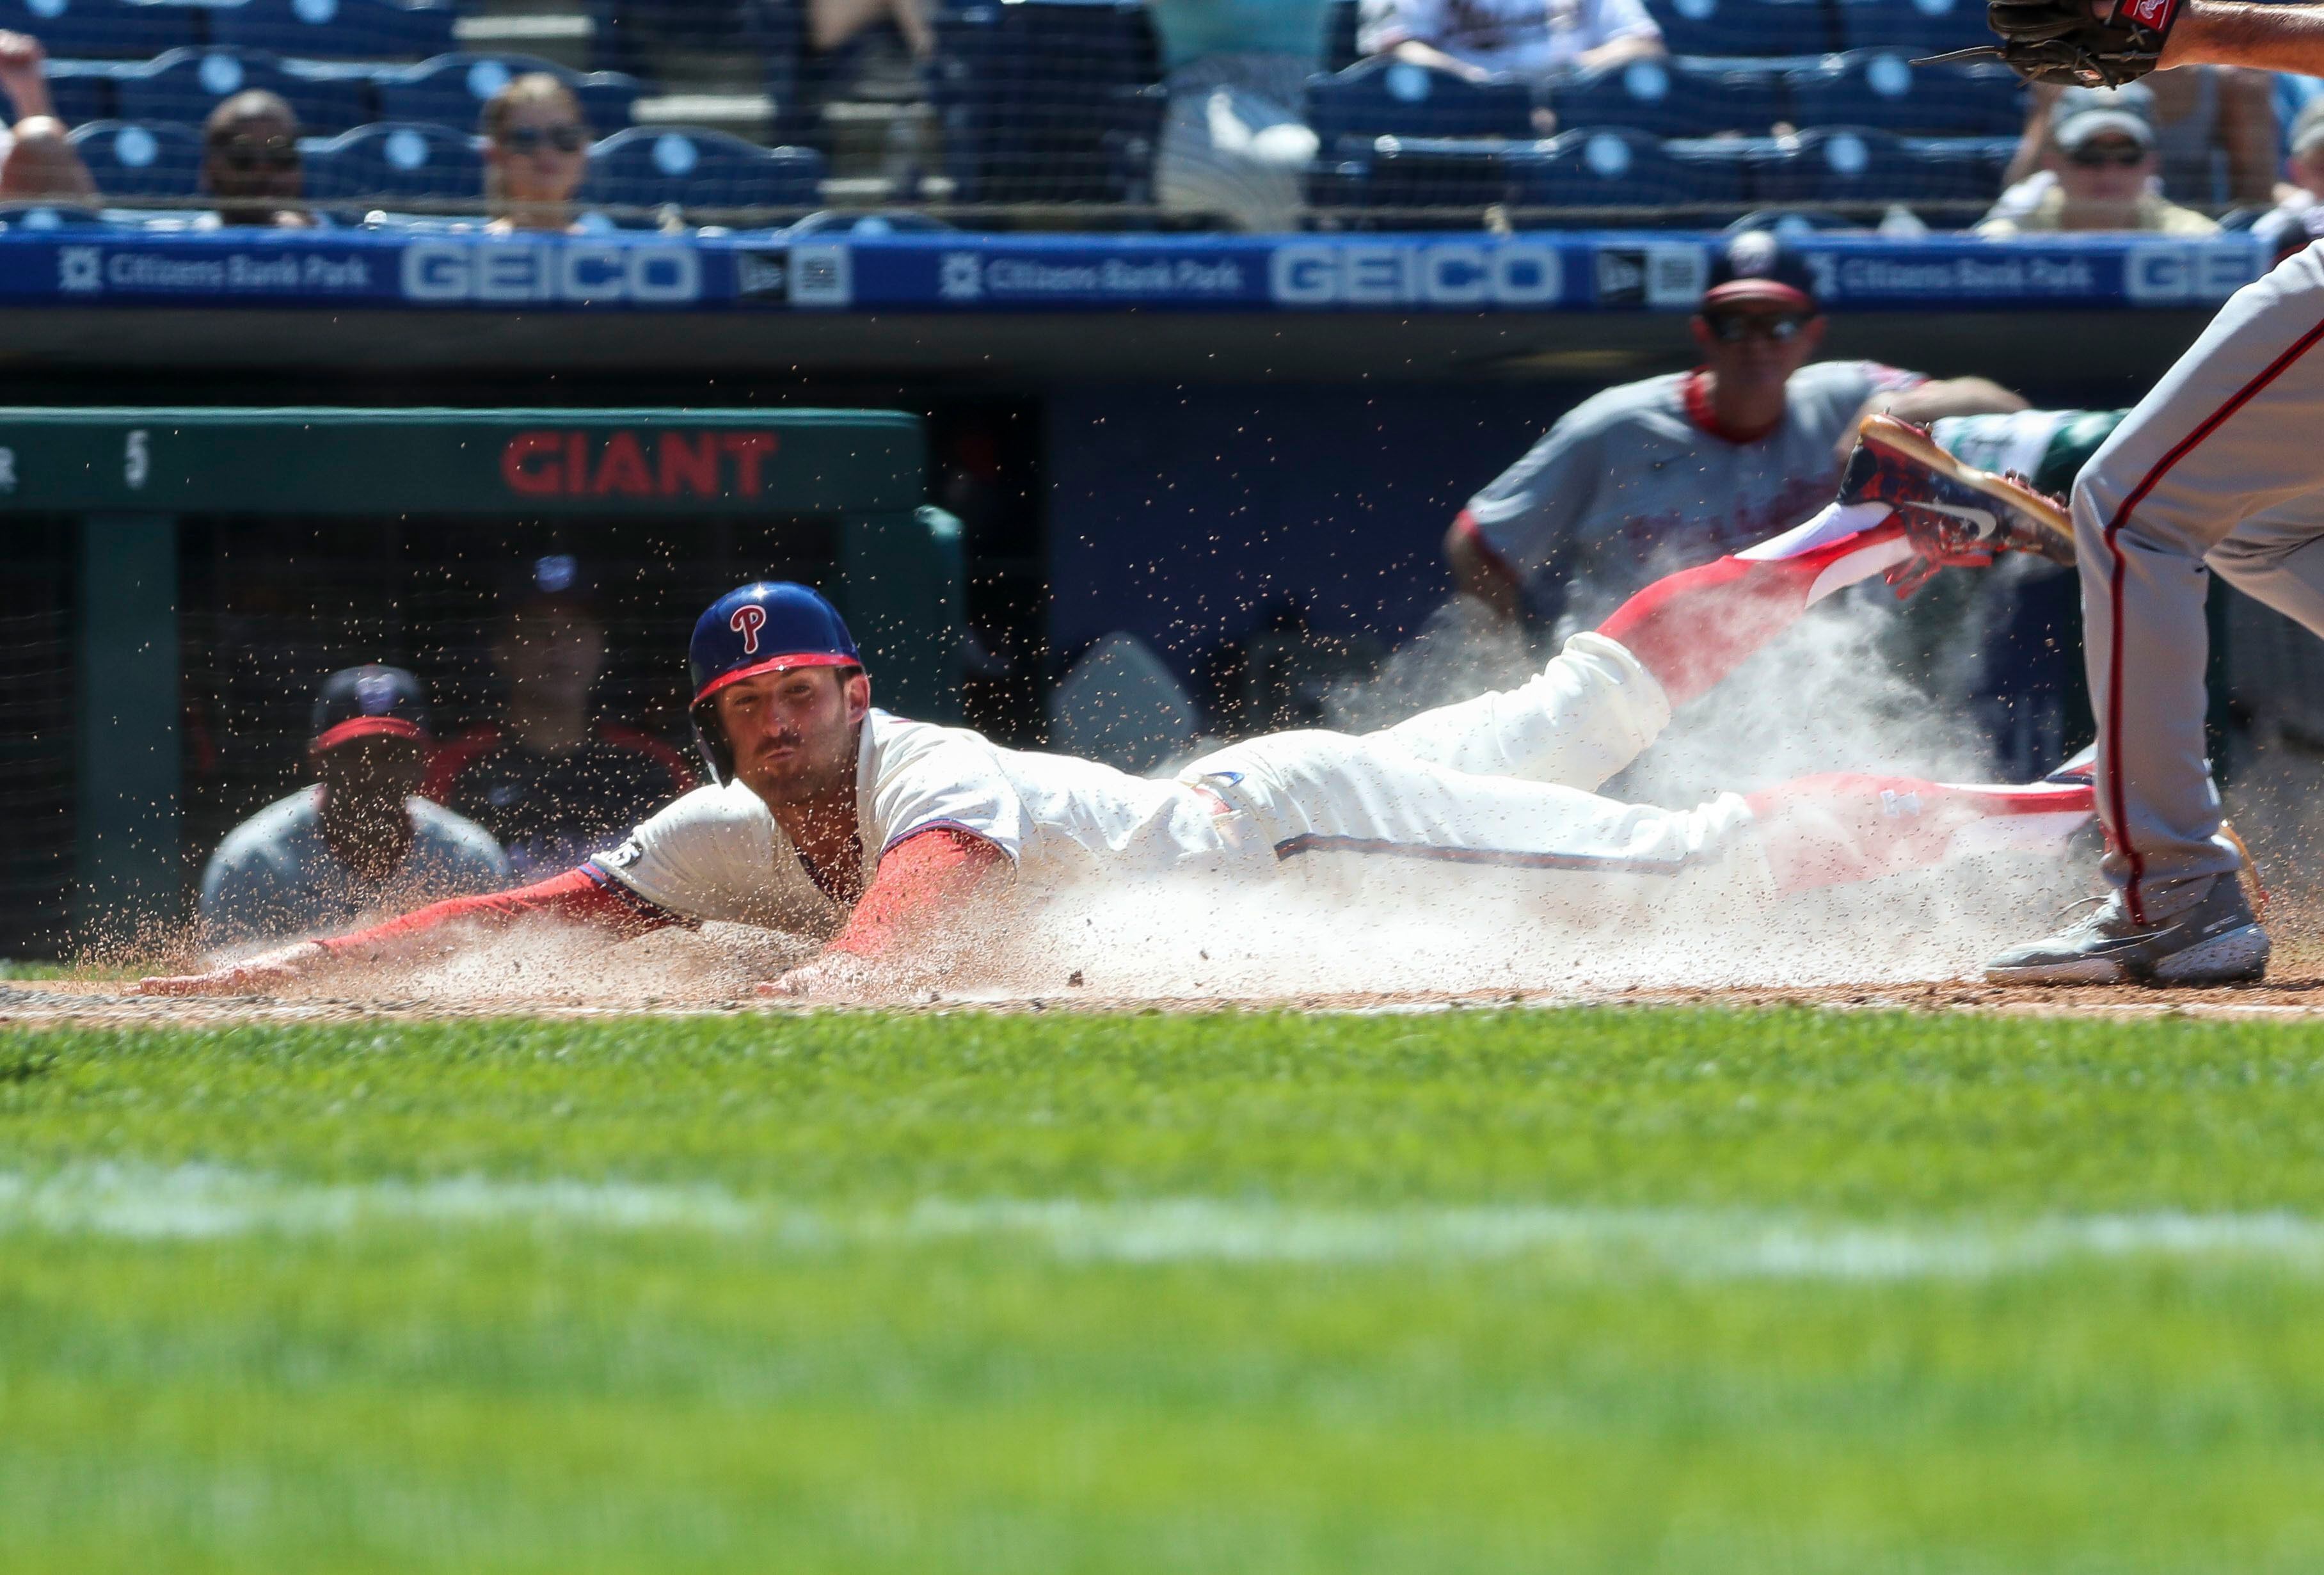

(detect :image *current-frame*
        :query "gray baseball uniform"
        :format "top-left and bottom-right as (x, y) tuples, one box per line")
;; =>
(200, 787), (511, 946)
(1463, 360), (1926, 615)
(2072, 242), (2324, 921)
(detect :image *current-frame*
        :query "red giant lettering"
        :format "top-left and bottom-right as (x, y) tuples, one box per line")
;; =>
(502, 432), (562, 495)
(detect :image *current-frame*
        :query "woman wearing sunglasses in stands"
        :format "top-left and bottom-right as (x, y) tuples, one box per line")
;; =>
(482, 73), (594, 234)
(1977, 84), (2219, 239)
(200, 91), (313, 228)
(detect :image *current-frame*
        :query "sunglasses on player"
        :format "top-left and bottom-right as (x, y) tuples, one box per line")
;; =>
(2067, 139), (2147, 168)
(1704, 311), (1811, 344)
(500, 124), (587, 156)
(208, 134), (299, 170)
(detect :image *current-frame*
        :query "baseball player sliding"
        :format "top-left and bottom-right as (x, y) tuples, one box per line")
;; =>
(145, 420), (2087, 1000)
(1943, 0), (2324, 984)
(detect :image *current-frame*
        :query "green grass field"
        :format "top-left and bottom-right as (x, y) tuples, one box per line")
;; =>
(5, 1005), (2324, 1572)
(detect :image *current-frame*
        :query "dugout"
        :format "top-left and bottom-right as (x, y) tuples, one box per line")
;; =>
(0, 408), (965, 956)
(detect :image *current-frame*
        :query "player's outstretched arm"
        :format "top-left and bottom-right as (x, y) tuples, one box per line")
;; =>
(761, 826), (1010, 1000)
(136, 867), (673, 995)
(2166, 0), (2324, 74)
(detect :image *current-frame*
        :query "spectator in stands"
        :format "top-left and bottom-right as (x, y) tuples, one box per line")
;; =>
(2001, 70), (2273, 209)
(2273, 95), (2324, 213)
(0, 31), (95, 204)
(200, 92), (313, 229)
(422, 556), (695, 881)
(200, 666), (509, 947)
(1444, 231), (2026, 625)
(1978, 84), (2218, 238)
(1154, 0), (1326, 232)
(808, 0), (933, 59)
(483, 74), (594, 234)
(1358, 0), (1663, 83)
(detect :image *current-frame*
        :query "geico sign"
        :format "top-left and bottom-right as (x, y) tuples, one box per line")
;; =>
(1269, 242), (1563, 306)
(400, 240), (702, 303)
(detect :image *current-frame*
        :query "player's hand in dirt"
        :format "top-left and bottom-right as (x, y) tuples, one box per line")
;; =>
(756, 952), (886, 1003)
(138, 941), (330, 996)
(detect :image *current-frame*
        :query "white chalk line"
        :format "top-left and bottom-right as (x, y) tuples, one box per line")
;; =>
(2, 1166), (2322, 1280)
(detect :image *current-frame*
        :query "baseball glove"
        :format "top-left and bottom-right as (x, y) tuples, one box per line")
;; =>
(1920, 0), (2183, 86)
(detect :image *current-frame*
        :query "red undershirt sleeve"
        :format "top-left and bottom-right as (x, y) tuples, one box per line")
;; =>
(312, 865), (677, 961)
(822, 826), (1010, 960)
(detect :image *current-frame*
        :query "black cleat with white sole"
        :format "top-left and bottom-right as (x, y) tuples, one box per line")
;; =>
(1985, 875), (2270, 986)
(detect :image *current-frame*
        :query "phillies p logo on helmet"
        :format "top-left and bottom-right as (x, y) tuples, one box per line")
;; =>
(729, 604), (767, 655)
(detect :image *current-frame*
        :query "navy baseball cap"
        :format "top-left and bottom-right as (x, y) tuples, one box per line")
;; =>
(310, 664), (432, 751)
(1703, 230), (1817, 314)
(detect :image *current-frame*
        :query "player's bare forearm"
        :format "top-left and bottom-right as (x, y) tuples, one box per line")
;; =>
(1838, 381), (2025, 470)
(1444, 516), (1527, 621)
(2163, 0), (2324, 73)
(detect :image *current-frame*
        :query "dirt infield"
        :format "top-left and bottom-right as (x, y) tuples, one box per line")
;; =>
(8, 970), (2322, 1025)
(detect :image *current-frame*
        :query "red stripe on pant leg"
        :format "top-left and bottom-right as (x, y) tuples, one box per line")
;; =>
(2099, 310), (2324, 924)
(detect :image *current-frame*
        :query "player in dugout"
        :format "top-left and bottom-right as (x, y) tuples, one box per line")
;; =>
(1445, 231), (2032, 627)
(149, 422), (2102, 1000)
(198, 665), (510, 948)
(422, 556), (696, 882)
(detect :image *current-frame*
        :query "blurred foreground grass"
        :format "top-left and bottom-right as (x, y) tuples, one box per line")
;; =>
(4, 1007), (2323, 1572)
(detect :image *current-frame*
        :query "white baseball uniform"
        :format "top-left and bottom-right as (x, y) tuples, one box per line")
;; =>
(587, 629), (1773, 929)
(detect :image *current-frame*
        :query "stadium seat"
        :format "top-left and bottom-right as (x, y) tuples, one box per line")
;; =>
(303, 120), (481, 202)
(1323, 136), (1536, 211)
(1786, 50), (2023, 136)
(1747, 125), (1914, 202)
(932, 0), (1166, 204)
(115, 47), (377, 137)
(1835, 0), (1994, 56)
(1545, 56), (1782, 139)
(1643, 0), (1835, 58)
(38, 60), (124, 127)
(208, 0), (459, 62)
(1898, 134), (2015, 201)
(0, 0), (200, 60)
(1520, 126), (1747, 211)
(1320, 0), (1362, 73)
(584, 125), (824, 211)
(1306, 57), (1535, 148)
(67, 118), (203, 198)
(376, 54), (646, 135)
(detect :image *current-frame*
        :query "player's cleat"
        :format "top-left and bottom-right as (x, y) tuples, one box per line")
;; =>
(1840, 414), (2076, 568)
(2043, 742), (2096, 785)
(1984, 874), (2270, 986)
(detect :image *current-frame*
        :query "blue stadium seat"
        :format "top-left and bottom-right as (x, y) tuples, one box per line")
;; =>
(1320, 0), (1361, 72)
(1644, 0), (1835, 58)
(38, 59), (125, 127)
(1307, 57), (1535, 148)
(584, 126), (824, 209)
(115, 48), (376, 136)
(68, 118), (203, 198)
(1747, 126), (2011, 206)
(1898, 134), (2014, 200)
(208, 0), (459, 61)
(1546, 56), (1781, 138)
(1835, 0), (1994, 56)
(1748, 125), (1914, 202)
(303, 120), (481, 201)
(376, 54), (646, 134)
(1519, 126), (1747, 209)
(932, 1), (1165, 204)
(1323, 136), (1536, 211)
(1787, 50), (2023, 136)
(0, 0), (201, 60)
